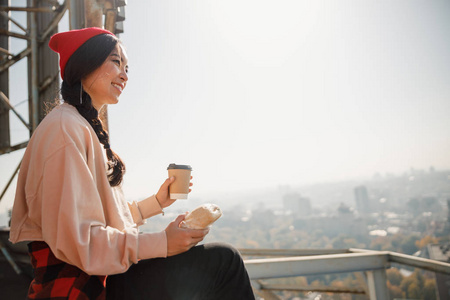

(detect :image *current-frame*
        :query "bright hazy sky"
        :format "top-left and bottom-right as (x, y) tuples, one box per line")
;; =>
(1, 0), (450, 212)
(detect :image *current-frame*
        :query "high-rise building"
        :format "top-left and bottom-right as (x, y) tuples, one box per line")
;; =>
(354, 185), (371, 213)
(445, 199), (450, 235)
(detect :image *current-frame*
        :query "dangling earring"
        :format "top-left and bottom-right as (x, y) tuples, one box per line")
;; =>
(80, 83), (83, 105)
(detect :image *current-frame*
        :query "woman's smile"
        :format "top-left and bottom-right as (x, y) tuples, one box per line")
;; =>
(112, 82), (124, 93)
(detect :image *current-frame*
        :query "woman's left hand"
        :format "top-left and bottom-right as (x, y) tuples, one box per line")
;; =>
(155, 176), (193, 209)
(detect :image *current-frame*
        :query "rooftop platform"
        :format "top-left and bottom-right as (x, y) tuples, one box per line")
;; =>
(1, 229), (450, 299)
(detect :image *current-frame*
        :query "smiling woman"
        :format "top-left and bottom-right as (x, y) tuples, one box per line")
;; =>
(55, 29), (127, 186)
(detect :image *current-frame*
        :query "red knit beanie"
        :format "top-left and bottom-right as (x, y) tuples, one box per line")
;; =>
(49, 27), (115, 79)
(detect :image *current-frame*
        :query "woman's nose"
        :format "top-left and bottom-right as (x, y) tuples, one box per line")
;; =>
(120, 68), (128, 82)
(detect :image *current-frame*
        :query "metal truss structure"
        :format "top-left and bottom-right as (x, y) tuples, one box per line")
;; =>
(0, 0), (125, 203)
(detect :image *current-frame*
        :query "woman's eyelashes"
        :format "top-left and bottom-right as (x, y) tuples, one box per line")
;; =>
(111, 58), (128, 74)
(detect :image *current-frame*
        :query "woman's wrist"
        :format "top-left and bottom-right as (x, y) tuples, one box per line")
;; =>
(154, 194), (165, 216)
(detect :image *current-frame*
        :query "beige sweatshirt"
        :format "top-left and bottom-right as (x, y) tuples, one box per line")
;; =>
(9, 103), (167, 275)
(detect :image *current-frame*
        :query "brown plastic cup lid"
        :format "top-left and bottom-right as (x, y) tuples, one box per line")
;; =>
(167, 163), (192, 171)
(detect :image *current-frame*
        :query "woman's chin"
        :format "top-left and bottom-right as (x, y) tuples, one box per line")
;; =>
(109, 98), (120, 106)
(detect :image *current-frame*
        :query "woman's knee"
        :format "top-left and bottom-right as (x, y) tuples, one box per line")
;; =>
(203, 243), (244, 266)
(204, 242), (239, 255)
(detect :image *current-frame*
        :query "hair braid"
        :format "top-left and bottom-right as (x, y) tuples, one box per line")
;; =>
(81, 94), (125, 186)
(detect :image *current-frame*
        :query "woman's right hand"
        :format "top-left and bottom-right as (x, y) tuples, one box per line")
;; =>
(165, 214), (209, 257)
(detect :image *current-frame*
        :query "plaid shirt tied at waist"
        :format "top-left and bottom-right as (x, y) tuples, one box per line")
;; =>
(27, 241), (106, 300)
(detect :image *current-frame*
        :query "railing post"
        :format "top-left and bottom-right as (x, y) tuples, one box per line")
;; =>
(251, 280), (282, 300)
(366, 269), (389, 300)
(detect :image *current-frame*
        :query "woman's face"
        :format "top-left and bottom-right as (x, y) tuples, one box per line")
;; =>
(82, 43), (129, 110)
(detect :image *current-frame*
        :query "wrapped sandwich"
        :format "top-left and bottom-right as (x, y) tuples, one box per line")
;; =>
(180, 204), (223, 229)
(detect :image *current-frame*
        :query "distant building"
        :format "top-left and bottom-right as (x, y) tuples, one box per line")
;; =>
(407, 196), (441, 216)
(283, 193), (311, 216)
(296, 206), (367, 237)
(354, 185), (371, 213)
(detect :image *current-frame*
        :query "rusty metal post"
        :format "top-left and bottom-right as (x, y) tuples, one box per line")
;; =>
(28, 0), (39, 133)
(69, 0), (85, 29)
(35, 1), (60, 122)
(84, 0), (103, 28)
(0, 0), (10, 151)
(103, 0), (117, 33)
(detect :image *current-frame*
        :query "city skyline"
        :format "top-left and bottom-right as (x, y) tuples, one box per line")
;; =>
(1, 0), (450, 213)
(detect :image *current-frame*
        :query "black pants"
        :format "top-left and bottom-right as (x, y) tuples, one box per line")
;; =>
(106, 243), (255, 300)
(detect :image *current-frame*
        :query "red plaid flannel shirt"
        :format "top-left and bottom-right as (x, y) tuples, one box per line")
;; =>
(27, 241), (106, 300)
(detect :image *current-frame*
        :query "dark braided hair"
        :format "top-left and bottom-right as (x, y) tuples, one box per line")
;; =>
(61, 33), (125, 187)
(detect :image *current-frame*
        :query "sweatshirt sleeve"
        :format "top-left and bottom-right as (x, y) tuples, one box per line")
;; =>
(40, 144), (166, 275)
(128, 195), (164, 226)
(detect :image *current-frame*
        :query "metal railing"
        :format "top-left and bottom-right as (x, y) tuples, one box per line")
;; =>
(241, 248), (450, 299)
(1, 228), (449, 299)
